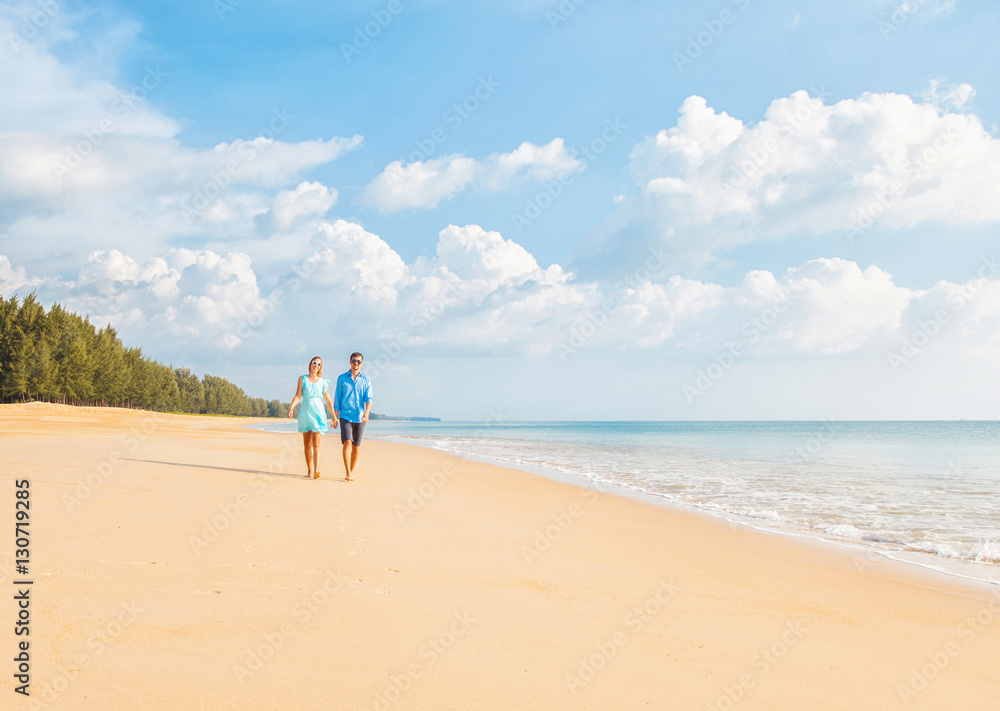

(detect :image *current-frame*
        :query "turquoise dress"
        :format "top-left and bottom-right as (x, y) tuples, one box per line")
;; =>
(297, 375), (330, 433)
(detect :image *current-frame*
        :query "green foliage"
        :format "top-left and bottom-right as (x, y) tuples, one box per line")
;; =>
(0, 292), (287, 417)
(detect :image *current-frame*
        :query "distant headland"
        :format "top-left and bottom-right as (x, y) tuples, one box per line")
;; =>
(368, 413), (440, 421)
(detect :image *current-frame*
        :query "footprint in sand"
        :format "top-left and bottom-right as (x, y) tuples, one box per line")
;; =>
(243, 546), (257, 552)
(349, 550), (365, 558)
(339, 526), (352, 533)
(383, 568), (398, 575)
(356, 537), (368, 543)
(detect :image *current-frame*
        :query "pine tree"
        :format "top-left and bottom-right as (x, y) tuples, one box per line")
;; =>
(0, 293), (287, 415)
(91, 326), (128, 405)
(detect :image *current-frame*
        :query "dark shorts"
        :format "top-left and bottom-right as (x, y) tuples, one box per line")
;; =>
(340, 420), (366, 447)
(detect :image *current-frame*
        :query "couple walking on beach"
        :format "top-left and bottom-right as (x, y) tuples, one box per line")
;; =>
(287, 352), (372, 481)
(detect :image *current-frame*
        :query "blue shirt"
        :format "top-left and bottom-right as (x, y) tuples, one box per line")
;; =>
(334, 371), (373, 423)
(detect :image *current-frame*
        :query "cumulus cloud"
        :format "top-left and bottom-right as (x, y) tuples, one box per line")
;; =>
(6, 226), (998, 366)
(358, 138), (583, 212)
(592, 87), (1000, 268)
(298, 220), (410, 308)
(357, 155), (478, 212)
(51, 249), (270, 350)
(256, 181), (339, 233)
(431, 224), (541, 283)
(0, 254), (41, 293)
(0, 8), (362, 265)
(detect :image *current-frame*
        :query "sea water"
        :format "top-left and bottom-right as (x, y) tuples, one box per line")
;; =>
(255, 420), (1000, 586)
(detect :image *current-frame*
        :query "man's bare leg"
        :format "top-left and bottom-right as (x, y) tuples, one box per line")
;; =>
(349, 445), (360, 478)
(342, 439), (353, 480)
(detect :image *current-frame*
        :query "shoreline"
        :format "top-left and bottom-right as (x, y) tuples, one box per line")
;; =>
(250, 419), (1000, 592)
(370, 434), (1000, 593)
(377, 433), (1000, 592)
(5, 403), (1000, 709)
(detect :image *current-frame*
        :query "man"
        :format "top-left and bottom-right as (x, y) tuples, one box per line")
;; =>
(334, 352), (373, 481)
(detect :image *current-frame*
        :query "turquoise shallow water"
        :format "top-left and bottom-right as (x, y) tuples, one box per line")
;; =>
(254, 420), (1000, 585)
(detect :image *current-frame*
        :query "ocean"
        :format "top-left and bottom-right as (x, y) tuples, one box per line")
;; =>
(253, 419), (1000, 586)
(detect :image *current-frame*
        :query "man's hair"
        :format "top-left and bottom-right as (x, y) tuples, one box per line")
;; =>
(350, 352), (363, 361)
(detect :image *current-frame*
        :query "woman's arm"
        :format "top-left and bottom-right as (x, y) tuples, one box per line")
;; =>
(323, 389), (338, 427)
(287, 376), (303, 418)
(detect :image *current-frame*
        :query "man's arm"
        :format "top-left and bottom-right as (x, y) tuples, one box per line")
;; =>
(361, 376), (373, 423)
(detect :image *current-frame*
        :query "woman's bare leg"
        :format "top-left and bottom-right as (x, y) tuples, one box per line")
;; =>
(301, 432), (314, 478)
(310, 431), (321, 478)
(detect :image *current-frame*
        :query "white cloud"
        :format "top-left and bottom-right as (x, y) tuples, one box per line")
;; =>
(0, 254), (41, 293)
(602, 87), (1000, 265)
(299, 220), (411, 308)
(357, 155), (478, 212)
(431, 224), (540, 283)
(589, 258), (903, 356)
(6, 228), (998, 366)
(257, 181), (338, 232)
(479, 138), (582, 190)
(0, 9), (362, 265)
(16, 248), (271, 351)
(358, 138), (583, 212)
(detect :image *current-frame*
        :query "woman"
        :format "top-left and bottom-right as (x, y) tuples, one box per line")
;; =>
(287, 356), (337, 479)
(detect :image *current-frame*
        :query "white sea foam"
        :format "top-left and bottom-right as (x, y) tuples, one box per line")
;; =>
(251, 419), (1000, 585)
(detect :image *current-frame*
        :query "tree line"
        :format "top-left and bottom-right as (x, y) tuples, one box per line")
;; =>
(0, 293), (287, 417)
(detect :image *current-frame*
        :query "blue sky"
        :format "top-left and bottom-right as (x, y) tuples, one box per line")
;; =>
(2, 0), (999, 420)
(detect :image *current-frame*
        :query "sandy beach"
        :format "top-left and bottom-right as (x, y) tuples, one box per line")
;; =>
(2, 403), (998, 710)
